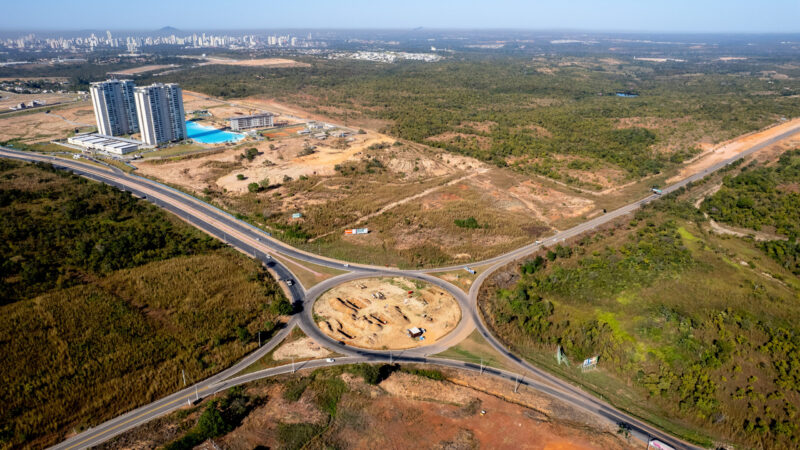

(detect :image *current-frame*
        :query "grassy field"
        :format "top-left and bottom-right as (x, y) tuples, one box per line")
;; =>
(434, 329), (513, 371)
(480, 187), (800, 448)
(0, 160), (289, 448)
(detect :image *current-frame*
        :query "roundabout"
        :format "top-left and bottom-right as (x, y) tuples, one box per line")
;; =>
(1, 146), (734, 450)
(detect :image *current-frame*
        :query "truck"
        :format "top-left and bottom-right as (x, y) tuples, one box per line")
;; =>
(651, 188), (663, 195)
(344, 228), (369, 235)
(464, 267), (477, 275)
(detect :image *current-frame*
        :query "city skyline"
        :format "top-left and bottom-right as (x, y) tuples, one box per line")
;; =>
(2, 0), (799, 33)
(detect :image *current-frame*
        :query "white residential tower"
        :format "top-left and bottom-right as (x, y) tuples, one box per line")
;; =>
(134, 83), (187, 146)
(89, 79), (139, 136)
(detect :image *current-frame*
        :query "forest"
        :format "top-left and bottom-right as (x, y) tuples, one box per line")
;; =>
(482, 193), (800, 448)
(704, 149), (800, 273)
(142, 54), (800, 186)
(0, 160), (289, 448)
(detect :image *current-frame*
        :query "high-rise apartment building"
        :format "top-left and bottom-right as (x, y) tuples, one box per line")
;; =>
(134, 83), (187, 146)
(89, 79), (139, 136)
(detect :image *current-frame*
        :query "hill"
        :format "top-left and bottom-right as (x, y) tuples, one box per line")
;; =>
(0, 160), (290, 448)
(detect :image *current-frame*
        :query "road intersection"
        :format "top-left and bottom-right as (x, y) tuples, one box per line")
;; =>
(4, 121), (800, 449)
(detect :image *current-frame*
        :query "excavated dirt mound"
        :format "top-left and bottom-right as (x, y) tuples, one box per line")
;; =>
(314, 277), (461, 350)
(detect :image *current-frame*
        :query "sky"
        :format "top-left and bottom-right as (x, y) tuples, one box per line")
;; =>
(3, 0), (799, 33)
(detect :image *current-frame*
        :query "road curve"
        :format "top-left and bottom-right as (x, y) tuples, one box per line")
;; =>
(4, 121), (799, 450)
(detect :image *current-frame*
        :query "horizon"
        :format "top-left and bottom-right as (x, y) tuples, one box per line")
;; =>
(2, 0), (799, 34)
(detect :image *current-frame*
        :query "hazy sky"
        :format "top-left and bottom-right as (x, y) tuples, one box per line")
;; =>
(3, 0), (799, 33)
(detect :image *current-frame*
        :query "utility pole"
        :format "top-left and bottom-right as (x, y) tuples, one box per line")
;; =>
(195, 385), (199, 402)
(292, 356), (295, 373)
(182, 369), (186, 387)
(514, 374), (522, 393)
(258, 331), (261, 347)
(480, 358), (484, 375)
(389, 351), (392, 364)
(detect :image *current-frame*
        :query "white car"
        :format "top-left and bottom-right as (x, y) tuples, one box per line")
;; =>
(343, 263), (349, 268)
(326, 358), (335, 363)
(285, 279), (294, 286)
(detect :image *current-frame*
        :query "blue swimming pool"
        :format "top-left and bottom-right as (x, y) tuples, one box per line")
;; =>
(186, 120), (244, 144)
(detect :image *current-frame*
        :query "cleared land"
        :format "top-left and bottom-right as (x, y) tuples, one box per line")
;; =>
(108, 64), (176, 75)
(0, 100), (93, 142)
(100, 365), (636, 450)
(314, 277), (461, 349)
(201, 57), (310, 68)
(668, 118), (800, 183)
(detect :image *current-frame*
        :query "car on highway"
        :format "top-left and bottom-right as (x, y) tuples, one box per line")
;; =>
(343, 263), (349, 267)
(285, 279), (294, 286)
(326, 358), (335, 363)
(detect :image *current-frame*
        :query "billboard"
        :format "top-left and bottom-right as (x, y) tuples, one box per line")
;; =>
(581, 356), (599, 371)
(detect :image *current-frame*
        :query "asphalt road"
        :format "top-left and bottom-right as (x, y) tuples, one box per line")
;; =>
(4, 121), (800, 450)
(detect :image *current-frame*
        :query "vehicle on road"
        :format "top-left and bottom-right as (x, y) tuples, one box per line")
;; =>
(326, 358), (335, 363)
(651, 187), (663, 195)
(535, 240), (542, 245)
(464, 267), (476, 274)
(343, 263), (349, 267)
(285, 279), (294, 286)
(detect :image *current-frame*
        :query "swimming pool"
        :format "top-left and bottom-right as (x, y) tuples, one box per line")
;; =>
(185, 120), (244, 144)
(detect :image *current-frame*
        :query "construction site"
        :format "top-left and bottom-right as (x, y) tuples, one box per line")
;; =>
(313, 277), (461, 350)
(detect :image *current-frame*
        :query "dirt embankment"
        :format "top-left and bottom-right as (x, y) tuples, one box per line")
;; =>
(102, 366), (636, 450)
(668, 118), (800, 183)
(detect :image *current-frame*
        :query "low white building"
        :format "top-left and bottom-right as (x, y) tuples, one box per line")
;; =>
(67, 133), (141, 155)
(228, 112), (274, 131)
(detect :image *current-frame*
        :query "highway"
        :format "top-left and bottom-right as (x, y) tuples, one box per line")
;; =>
(4, 121), (800, 450)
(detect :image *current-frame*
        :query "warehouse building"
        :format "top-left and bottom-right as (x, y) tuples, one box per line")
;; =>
(228, 112), (274, 131)
(67, 133), (141, 155)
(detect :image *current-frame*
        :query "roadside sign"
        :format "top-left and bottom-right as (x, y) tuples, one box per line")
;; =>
(581, 356), (599, 371)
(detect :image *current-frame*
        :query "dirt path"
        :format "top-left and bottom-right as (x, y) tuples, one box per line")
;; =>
(309, 170), (486, 242)
(48, 112), (92, 127)
(707, 218), (787, 242)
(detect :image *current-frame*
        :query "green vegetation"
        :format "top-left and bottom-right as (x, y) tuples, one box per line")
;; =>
(164, 387), (254, 450)
(152, 57), (799, 185)
(240, 147), (259, 161)
(704, 150), (800, 238)
(454, 216), (482, 229)
(704, 149), (800, 275)
(483, 193), (800, 448)
(0, 160), (288, 448)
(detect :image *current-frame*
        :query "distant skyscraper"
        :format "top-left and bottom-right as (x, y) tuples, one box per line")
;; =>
(89, 79), (139, 136)
(134, 83), (187, 146)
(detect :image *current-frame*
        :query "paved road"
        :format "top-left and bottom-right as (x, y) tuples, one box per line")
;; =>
(5, 121), (800, 450)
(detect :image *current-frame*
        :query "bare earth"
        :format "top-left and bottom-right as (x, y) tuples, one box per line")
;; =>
(314, 277), (461, 350)
(109, 64), (176, 75)
(0, 101), (93, 142)
(102, 367), (636, 450)
(668, 118), (800, 183)
(272, 336), (332, 360)
(201, 57), (310, 68)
